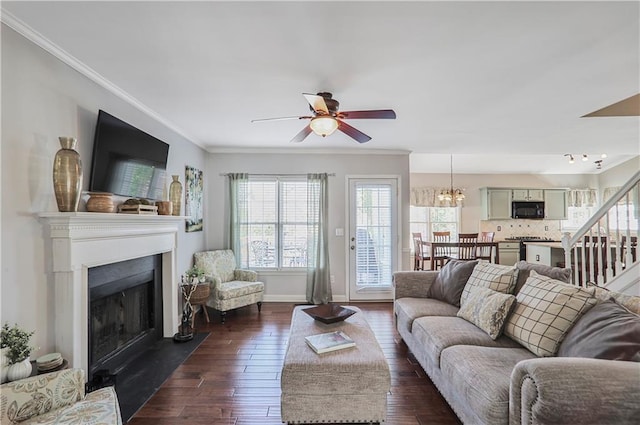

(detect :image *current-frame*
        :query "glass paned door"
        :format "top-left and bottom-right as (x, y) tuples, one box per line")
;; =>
(348, 178), (398, 300)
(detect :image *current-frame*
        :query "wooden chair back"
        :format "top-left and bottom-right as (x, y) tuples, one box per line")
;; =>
(477, 232), (496, 260)
(432, 231), (451, 259)
(457, 233), (478, 260)
(412, 232), (427, 270)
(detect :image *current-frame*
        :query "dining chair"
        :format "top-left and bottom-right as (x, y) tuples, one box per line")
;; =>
(456, 233), (479, 260)
(476, 232), (496, 261)
(432, 231), (451, 269)
(412, 232), (430, 270)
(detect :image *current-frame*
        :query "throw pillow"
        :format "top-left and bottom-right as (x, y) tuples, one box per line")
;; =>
(459, 260), (518, 306)
(457, 286), (516, 340)
(504, 271), (597, 357)
(588, 282), (640, 315)
(514, 261), (572, 295)
(427, 259), (478, 307)
(557, 299), (640, 361)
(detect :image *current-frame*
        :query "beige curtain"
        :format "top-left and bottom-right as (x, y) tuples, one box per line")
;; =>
(306, 173), (331, 304)
(410, 187), (459, 207)
(567, 189), (597, 207)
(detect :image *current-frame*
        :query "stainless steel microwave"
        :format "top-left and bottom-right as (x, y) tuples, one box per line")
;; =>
(511, 201), (545, 219)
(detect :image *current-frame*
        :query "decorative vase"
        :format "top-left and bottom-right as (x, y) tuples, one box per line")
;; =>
(6, 358), (32, 382)
(86, 192), (114, 213)
(169, 175), (182, 216)
(0, 347), (9, 384)
(53, 137), (83, 212)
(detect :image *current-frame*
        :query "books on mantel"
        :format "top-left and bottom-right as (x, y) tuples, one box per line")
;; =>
(305, 330), (356, 354)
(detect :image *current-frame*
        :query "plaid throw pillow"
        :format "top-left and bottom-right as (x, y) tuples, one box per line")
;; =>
(460, 261), (518, 306)
(504, 271), (597, 357)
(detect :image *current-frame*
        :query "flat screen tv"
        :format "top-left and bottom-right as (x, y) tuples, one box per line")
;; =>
(89, 110), (170, 201)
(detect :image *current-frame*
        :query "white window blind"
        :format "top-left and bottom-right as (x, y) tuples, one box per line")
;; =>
(241, 177), (315, 269)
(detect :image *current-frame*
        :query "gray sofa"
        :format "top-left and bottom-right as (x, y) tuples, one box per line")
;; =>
(393, 261), (640, 425)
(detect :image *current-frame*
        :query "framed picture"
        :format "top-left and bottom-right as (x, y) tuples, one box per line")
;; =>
(185, 165), (203, 232)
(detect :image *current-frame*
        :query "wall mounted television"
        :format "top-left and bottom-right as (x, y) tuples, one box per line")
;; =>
(89, 110), (170, 201)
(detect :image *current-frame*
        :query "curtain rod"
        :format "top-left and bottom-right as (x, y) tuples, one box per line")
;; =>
(219, 173), (335, 177)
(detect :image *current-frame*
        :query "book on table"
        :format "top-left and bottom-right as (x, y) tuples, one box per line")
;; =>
(305, 330), (356, 354)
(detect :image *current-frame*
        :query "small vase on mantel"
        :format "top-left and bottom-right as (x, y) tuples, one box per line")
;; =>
(169, 175), (182, 216)
(53, 136), (83, 212)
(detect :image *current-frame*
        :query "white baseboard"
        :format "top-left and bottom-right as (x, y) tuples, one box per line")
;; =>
(262, 294), (349, 303)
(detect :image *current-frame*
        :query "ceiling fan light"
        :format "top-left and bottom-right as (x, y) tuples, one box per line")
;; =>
(309, 116), (338, 137)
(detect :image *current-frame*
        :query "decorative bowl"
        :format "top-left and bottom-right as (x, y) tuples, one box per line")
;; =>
(302, 303), (356, 324)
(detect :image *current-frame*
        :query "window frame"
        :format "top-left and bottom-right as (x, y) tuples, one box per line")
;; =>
(409, 205), (461, 249)
(242, 176), (315, 270)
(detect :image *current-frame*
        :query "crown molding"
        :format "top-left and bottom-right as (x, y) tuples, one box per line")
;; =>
(1, 9), (205, 149)
(207, 146), (412, 155)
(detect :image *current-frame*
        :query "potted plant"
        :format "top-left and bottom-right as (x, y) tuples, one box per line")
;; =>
(184, 265), (205, 283)
(1, 323), (35, 382)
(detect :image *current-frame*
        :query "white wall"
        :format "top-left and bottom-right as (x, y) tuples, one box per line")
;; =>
(206, 152), (410, 302)
(1, 25), (208, 358)
(597, 156), (640, 193)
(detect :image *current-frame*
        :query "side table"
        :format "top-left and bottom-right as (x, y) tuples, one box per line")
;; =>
(188, 281), (211, 327)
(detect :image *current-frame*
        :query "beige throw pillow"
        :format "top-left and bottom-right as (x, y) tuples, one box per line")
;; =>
(460, 260), (518, 306)
(504, 271), (597, 357)
(457, 286), (516, 340)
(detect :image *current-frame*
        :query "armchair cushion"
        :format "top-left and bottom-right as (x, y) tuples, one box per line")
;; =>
(0, 368), (121, 425)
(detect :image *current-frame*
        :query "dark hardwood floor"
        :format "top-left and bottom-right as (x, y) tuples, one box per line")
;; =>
(128, 302), (461, 425)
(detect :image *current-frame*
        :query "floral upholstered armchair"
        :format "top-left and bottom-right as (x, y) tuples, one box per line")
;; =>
(0, 368), (121, 424)
(194, 249), (264, 323)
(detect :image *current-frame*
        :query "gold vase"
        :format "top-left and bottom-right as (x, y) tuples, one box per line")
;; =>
(53, 137), (83, 212)
(169, 175), (182, 216)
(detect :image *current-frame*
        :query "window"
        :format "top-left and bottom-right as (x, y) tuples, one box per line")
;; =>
(410, 206), (460, 246)
(562, 206), (597, 231)
(239, 177), (315, 269)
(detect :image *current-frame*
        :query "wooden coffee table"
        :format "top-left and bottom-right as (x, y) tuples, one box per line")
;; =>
(281, 305), (390, 424)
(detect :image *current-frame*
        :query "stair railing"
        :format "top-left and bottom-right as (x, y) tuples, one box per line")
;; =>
(562, 170), (640, 287)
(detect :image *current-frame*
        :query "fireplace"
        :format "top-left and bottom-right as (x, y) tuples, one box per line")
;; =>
(88, 255), (163, 380)
(39, 213), (183, 374)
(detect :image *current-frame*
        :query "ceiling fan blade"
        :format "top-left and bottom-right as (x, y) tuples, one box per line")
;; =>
(290, 125), (313, 143)
(338, 109), (396, 119)
(251, 116), (311, 123)
(337, 120), (372, 144)
(303, 93), (329, 115)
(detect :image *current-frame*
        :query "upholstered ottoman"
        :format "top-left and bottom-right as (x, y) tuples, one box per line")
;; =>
(281, 306), (390, 424)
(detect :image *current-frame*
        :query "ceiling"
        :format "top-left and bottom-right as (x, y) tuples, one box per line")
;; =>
(2, 1), (639, 174)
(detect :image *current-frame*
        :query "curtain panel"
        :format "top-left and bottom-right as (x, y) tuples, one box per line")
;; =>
(228, 173), (249, 267)
(567, 188), (597, 207)
(410, 187), (461, 207)
(306, 173), (332, 304)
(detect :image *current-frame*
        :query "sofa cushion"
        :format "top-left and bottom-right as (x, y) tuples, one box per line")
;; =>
(194, 250), (236, 282)
(394, 297), (459, 335)
(514, 260), (572, 295)
(440, 345), (536, 425)
(411, 316), (522, 367)
(460, 261), (518, 306)
(457, 286), (516, 340)
(504, 271), (597, 357)
(557, 299), (640, 361)
(427, 259), (478, 307)
(590, 283), (640, 315)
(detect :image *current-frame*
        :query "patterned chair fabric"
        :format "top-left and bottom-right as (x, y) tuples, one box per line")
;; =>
(0, 368), (122, 424)
(194, 249), (264, 323)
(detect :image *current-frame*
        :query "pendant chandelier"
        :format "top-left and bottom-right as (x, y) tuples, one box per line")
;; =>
(438, 155), (465, 206)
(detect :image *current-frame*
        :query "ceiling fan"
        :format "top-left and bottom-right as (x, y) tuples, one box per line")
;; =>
(251, 92), (396, 144)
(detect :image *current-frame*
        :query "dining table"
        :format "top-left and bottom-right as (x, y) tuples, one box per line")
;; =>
(423, 241), (500, 270)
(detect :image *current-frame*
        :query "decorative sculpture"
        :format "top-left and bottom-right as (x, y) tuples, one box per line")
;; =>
(173, 276), (198, 342)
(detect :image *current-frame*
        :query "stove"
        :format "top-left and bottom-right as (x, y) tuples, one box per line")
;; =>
(504, 236), (557, 241)
(504, 236), (559, 260)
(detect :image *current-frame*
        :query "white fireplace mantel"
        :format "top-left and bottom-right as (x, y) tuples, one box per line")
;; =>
(39, 212), (186, 373)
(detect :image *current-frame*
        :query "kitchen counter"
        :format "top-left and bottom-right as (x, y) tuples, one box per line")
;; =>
(523, 241), (563, 249)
